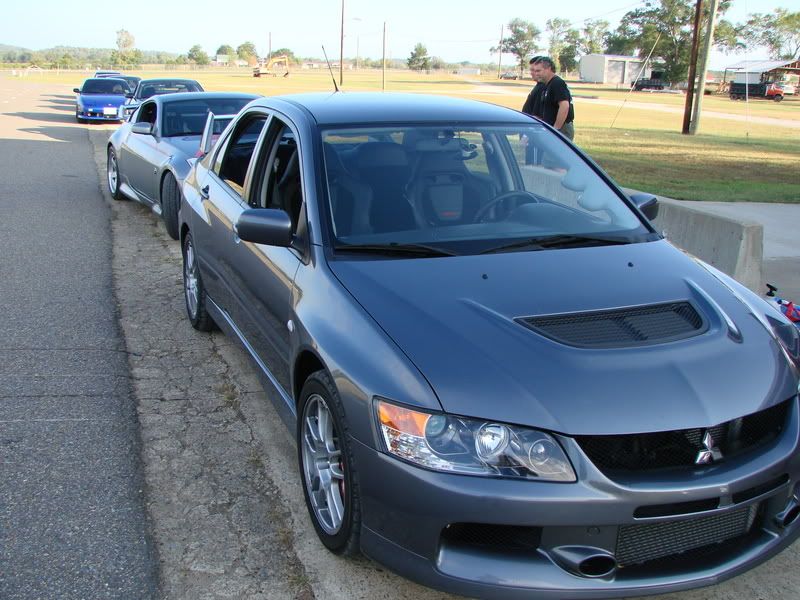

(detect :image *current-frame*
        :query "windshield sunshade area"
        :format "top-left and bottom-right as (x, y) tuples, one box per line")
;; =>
(82, 79), (128, 95)
(321, 124), (652, 257)
(162, 99), (250, 137)
(138, 81), (202, 99)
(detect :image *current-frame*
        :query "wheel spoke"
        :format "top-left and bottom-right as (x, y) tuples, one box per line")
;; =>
(301, 394), (347, 535)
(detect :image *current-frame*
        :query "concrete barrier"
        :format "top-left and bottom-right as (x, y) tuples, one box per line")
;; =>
(518, 167), (765, 293)
(650, 197), (764, 293)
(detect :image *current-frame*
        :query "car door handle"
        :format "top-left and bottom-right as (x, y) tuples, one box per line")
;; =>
(200, 185), (209, 199)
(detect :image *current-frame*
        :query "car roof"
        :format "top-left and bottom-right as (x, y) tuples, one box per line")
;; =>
(82, 77), (130, 85)
(256, 92), (531, 126)
(150, 92), (260, 104)
(137, 78), (201, 85)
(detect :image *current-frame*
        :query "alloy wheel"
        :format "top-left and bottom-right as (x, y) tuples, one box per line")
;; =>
(302, 393), (346, 535)
(107, 150), (118, 194)
(183, 239), (199, 318)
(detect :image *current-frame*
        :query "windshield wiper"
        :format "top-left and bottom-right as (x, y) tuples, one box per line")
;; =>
(480, 234), (632, 254)
(334, 243), (458, 257)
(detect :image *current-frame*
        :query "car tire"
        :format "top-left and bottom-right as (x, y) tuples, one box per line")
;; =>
(161, 173), (181, 240)
(774, 95), (784, 102)
(298, 370), (361, 556)
(107, 147), (124, 200)
(182, 232), (215, 332)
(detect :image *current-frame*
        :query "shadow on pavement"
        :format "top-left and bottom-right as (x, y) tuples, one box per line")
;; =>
(16, 124), (108, 143)
(9, 111), (79, 124)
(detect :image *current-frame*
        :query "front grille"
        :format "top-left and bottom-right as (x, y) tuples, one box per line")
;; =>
(441, 523), (542, 552)
(577, 400), (790, 474)
(617, 503), (760, 567)
(517, 302), (704, 348)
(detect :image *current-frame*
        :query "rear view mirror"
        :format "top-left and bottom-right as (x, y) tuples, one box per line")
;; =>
(629, 192), (659, 220)
(235, 209), (293, 247)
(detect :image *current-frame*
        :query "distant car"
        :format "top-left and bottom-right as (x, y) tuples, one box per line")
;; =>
(776, 82), (796, 96)
(106, 92), (258, 238)
(115, 75), (142, 93)
(499, 71), (519, 80)
(177, 91), (800, 600)
(94, 69), (121, 78)
(122, 78), (204, 119)
(73, 77), (129, 123)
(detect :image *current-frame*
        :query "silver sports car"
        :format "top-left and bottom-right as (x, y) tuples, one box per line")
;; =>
(106, 92), (258, 238)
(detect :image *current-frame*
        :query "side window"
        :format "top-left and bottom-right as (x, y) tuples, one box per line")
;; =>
(136, 102), (156, 125)
(214, 115), (268, 197)
(253, 119), (304, 233)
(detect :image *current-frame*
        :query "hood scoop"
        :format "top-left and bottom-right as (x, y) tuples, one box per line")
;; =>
(517, 301), (706, 349)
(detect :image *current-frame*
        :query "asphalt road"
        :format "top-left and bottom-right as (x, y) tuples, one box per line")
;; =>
(0, 79), (157, 597)
(1, 75), (799, 600)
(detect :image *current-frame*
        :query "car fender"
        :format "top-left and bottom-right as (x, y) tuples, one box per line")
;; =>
(291, 250), (442, 449)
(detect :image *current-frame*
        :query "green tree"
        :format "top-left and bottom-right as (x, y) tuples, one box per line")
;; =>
(407, 43), (430, 70)
(546, 18), (574, 71)
(581, 19), (609, 55)
(430, 56), (446, 70)
(188, 44), (210, 65)
(492, 18), (541, 76)
(237, 41), (258, 61)
(116, 29), (135, 52)
(559, 29), (582, 72)
(741, 9), (800, 60)
(216, 44), (235, 56)
(714, 20), (745, 54)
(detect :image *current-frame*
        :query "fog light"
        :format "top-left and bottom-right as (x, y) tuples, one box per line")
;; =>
(475, 424), (510, 460)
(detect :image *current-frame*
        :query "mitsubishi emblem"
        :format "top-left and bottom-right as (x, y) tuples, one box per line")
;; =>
(695, 431), (724, 464)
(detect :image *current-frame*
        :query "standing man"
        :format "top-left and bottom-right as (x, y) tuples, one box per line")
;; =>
(521, 56), (544, 118)
(533, 56), (575, 140)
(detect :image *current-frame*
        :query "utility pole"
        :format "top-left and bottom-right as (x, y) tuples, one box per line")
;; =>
(268, 32), (272, 59)
(339, 0), (344, 86)
(682, 0), (704, 134)
(382, 22), (386, 91)
(497, 25), (504, 78)
(690, 0), (719, 135)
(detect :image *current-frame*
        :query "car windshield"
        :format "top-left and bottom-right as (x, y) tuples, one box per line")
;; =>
(321, 124), (652, 255)
(82, 79), (128, 95)
(162, 99), (251, 137)
(137, 80), (203, 100)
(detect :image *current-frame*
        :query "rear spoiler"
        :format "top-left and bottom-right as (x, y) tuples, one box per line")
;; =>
(198, 112), (236, 157)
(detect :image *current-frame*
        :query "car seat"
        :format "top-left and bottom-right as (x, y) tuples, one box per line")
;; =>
(353, 142), (415, 233)
(323, 144), (372, 237)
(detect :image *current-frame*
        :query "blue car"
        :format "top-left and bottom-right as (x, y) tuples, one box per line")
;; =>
(73, 77), (129, 123)
(179, 92), (800, 599)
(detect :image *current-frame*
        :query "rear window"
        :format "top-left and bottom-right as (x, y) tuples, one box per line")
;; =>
(162, 99), (251, 137)
(138, 81), (203, 99)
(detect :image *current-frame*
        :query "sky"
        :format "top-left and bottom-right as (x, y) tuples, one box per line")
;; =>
(2, 0), (798, 69)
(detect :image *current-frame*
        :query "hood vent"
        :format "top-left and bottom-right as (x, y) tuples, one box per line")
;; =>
(517, 301), (705, 348)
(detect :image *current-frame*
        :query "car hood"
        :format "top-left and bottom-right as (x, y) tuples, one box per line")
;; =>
(329, 240), (798, 435)
(79, 94), (126, 107)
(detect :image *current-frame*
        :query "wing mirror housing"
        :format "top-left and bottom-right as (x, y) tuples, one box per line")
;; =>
(73, 88), (81, 93)
(235, 209), (293, 247)
(629, 192), (659, 220)
(125, 92), (134, 99)
(131, 122), (154, 135)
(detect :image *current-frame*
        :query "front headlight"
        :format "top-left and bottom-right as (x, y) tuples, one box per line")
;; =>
(376, 400), (576, 482)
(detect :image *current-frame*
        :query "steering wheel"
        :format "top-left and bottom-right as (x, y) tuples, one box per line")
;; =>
(473, 190), (544, 223)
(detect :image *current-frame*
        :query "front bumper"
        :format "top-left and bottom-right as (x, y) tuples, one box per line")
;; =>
(353, 397), (800, 599)
(77, 108), (122, 121)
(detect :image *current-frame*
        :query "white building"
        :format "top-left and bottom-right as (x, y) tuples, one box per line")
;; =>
(579, 54), (650, 84)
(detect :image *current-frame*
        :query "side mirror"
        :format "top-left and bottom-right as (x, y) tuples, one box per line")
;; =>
(73, 88), (81, 93)
(131, 122), (153, 135)
(629, 192), (659, 220)
(125, 92), (134, 99)
(235, 209), (293, 247)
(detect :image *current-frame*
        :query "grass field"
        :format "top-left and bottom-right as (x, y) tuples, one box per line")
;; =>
(9, 67), (800, 202)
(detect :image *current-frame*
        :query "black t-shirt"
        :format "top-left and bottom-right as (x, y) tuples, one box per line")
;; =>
(522, 82), (544, 117)
(540, 75), (574, 127)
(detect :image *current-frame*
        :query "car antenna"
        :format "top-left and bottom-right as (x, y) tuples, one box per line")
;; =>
(321, 45), (340, 93)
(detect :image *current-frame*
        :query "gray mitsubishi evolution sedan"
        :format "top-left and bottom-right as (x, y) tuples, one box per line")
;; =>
(177, 92), (800, 599)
